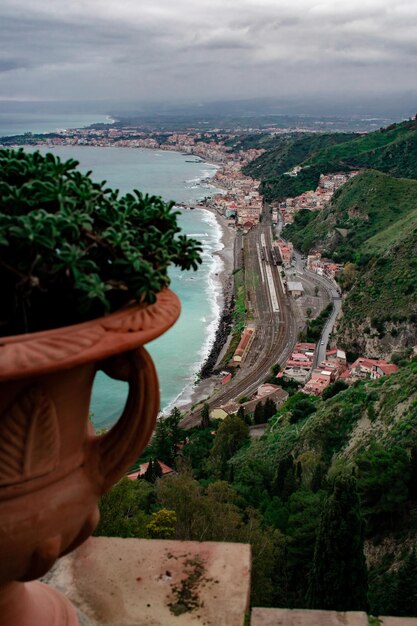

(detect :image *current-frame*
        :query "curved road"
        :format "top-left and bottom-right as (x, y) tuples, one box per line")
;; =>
(292, 250), (342, 365)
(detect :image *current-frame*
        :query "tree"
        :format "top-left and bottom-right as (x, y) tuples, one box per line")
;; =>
(271, 363), (281, 376)
(207, 414), (249, 479)
(237, 405), (252, 426)
(284, 488), (326, 606)
(264, 397), (277, 421)
(146, 509), (177, 539)
(153, 407), (184, 465)
(143, 458), (163, 483)
(408, 446), (417, 501)
(156, 473), (203, 540)
(200, 403), (210, 429)
(391, 548), (417, 616)
(322, 380), (349, 400)
(142, 459), (155, 483)
(289, 396), (316, 424)
(181, 428), (215, 479)
(272, 456), (299, 501)
(356, 444), (410, 532)
(254, 401), (265, 425)
(307, 474), (368, 611)
(94, 478), (154, 538)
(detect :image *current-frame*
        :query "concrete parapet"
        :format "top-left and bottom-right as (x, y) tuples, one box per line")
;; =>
(251, 608), (368, 626)
(44, 537), (251, 626)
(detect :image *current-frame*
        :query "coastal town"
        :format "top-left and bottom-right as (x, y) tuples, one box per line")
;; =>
(2, 124), (403, 424)
(3, 1), (417, 620)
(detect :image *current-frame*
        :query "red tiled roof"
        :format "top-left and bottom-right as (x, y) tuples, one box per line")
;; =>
(374, 364), (399, 375)
(127, 461), (173, 480)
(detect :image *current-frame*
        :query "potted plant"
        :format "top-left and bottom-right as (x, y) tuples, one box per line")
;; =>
(0, 148), (202, 625)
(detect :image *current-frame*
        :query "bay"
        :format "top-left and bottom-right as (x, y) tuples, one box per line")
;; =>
(30, 145), (223, 429)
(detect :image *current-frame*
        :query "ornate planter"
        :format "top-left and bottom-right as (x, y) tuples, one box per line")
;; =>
(0, 289), (180, 626)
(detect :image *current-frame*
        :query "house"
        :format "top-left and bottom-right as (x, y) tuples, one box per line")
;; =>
(326, 348), (347, 372)
(349, 357), (399, 381)
(276, 240), (293, 267)
(371, 363), (399, 379)
(127, 461), (174, 480)
(241, 384), (288, 414)
(287, 281), (304, 298)
(303, 374), (331, 396)
(280, 343), (316, 383)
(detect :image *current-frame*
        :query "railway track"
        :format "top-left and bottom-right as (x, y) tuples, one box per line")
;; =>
(181, 215), (298, 429)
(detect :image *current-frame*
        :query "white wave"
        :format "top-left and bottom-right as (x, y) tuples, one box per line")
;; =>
(161, 208), (225, 415)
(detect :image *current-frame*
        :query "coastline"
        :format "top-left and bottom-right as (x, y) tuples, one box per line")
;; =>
(173, 206), (236, 414)
(162, 205), (236, 415)
(198, 207), (235, 377)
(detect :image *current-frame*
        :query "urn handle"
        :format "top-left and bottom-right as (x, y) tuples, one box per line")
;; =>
(88, 347), (160, 493)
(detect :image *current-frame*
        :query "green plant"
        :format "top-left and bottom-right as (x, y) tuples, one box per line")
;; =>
(0, 149), (202, 335)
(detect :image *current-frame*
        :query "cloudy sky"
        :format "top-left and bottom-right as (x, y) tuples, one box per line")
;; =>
(1, 0), (417, 106)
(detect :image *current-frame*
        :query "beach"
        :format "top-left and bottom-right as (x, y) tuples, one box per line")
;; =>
(177, 206), (237, 412)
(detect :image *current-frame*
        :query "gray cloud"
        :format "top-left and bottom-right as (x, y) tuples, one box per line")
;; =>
(0, 0), (416, 106)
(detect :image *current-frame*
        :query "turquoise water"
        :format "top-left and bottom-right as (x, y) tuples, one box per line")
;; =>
(31, 146), (223, 429)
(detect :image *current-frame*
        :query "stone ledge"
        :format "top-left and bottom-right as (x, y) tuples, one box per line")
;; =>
(379, 616), (417, 626)
(251, 608), (368, 626)
(45, 536), (251, 626)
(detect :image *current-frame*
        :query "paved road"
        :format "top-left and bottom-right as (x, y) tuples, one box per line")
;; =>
(291, 250), (342, 365)
(181, 212), (298, 428)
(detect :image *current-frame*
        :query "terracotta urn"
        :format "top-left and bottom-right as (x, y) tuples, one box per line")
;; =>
(0, 289), (180, 626)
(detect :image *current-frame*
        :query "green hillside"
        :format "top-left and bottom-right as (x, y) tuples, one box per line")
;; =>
(285, 170), (417, 259)
(97, 356), (417, 615)
(336, 228), (417, 358)
(306, 117), (417, 179)
(230, 358), (417, 612)
(242, 132), (357, 201)
(243, 132), (356, 179)
(283, 170), (417, 354)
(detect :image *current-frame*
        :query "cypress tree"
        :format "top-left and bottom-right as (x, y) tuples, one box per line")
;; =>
(153, 459), (163, 481)
(143, 459), (154, 483)
(264, 398), (277, 421)
(392, 548), (417, 616)
(200, 403), (210, 429)
(307, 474), (368, 611)
(254, 401), (265, 425)
(237, 405), (252, 426)
(408, 447), (417, 501)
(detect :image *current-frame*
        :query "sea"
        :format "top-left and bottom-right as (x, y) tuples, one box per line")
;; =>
(0, 112), (112, 139)
(16, 141), (224, 430)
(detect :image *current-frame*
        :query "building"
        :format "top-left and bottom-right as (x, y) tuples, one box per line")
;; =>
(279, 343), (316, 383)
(232, 327), (255, 364)
(287, 281), (304, 298)
(127, 461), (174, 480)
(276, 240), (293, 267)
